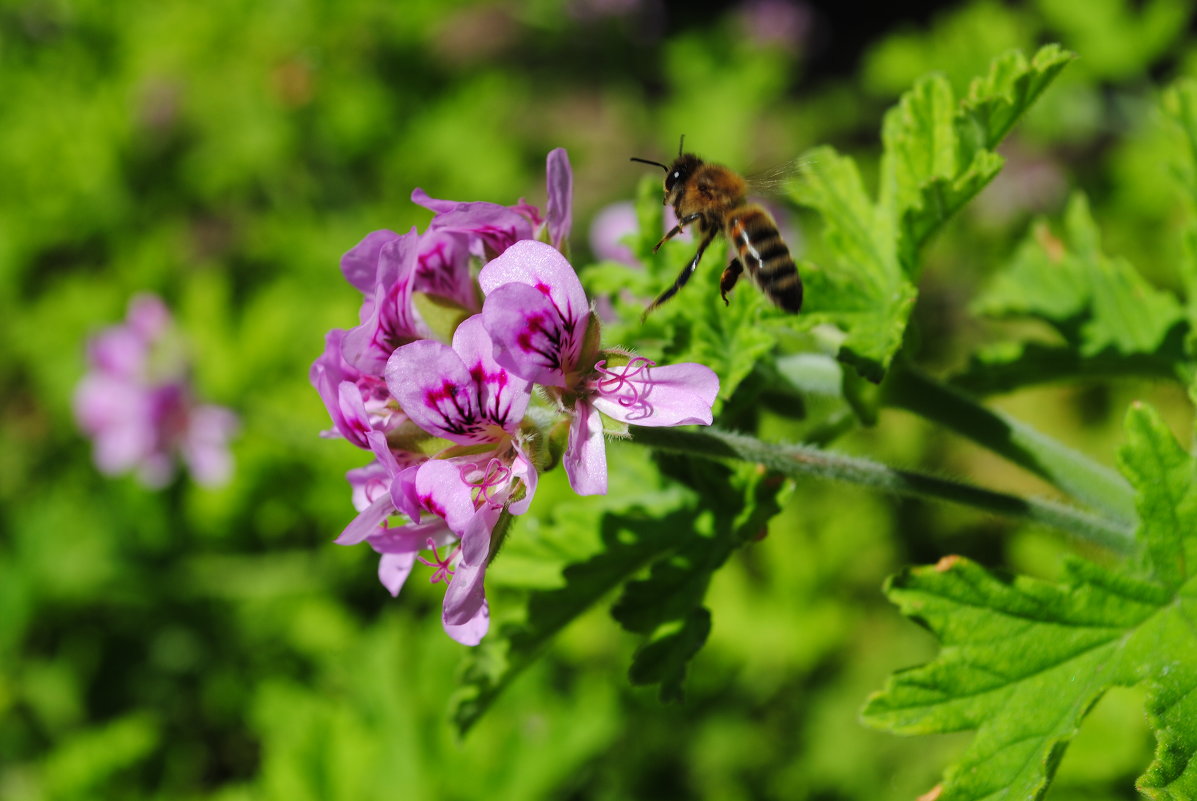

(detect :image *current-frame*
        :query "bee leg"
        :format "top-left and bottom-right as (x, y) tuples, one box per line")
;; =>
(720, 258), (744, 305)
(643, 228), (717, 319)
(652, 212), (704, 253)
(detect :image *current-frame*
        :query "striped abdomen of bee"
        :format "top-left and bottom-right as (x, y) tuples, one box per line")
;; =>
(721, 205), (802, 313)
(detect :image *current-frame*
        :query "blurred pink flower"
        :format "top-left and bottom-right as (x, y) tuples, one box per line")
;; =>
(74, 294), (237, 488)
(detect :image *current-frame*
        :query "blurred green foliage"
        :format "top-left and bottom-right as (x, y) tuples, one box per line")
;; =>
(3, 0), (1196, 798)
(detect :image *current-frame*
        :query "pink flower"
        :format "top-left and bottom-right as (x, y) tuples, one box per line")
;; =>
(74, 294), (237, 488)
(330, 315), (537, 644)
(480, 240), (718, 495)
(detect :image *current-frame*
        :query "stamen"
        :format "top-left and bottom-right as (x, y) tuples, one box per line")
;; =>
(592, 357), (656, 419)
(460, 457), (513, 507)
(417, 537), (459, 584)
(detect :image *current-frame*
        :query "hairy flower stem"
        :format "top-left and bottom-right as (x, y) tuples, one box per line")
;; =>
(627, 426), (1135, 554)
(883, 363), (1137, 527)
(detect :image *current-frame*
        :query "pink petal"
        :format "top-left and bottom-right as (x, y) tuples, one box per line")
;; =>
(443, 593), (489, 646)
(126, 293), (173, 340)
(386, 340), (490, 444)
(181, 404), (237, 486)
(452, 315), (531, 431)
(477, 240), (589, 328)
(545, 147), (572, 252)
(414, 459), (476, 536)
(412, 189), (535, 258)
(341, 229), (403, 294)
(334, 380), (373, 448)
(563, 398), (608, 495)
(590, 362), (719, 427)
(335, 493), (393, 545)
(341, 281), (409, 375)
(507, 448), (539, 516)
(412, 230), (477, 311)
(377, 552), (416, 597)
(347, 459), (390, 513)
(364, 430), (421, 519)
(481, 282), (580, 387)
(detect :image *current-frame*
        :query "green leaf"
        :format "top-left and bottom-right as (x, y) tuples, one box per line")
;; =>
(675, 271), (779, 414)
(879, 74), (1005, 271)
(973, 193), (1184, 361)
(951, 338), (1185, 396)
(794, 45), (1071, 382)
(613, 458), (790, 700)
(627, 607), (711, 703)
(450, 506), (696, 735)
(864, 403), (1197, 800)
(958, 44), (1076, 152)
(792, 147), (917, 382)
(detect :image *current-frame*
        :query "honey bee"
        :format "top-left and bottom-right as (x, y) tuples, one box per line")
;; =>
(631, 139), (802, 317)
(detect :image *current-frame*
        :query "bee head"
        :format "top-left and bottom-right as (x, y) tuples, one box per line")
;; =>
(630, 146), (704, 206)
(663, 153), (703, 206)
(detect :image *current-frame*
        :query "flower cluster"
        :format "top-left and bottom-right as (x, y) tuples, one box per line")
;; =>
(74, 293), (238, 488)
(312, 149), (718, 645)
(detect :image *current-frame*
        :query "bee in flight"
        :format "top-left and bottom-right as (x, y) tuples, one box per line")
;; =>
(631, 138), (802, 318)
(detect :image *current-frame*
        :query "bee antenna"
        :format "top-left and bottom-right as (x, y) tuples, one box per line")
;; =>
(678, 134), (685, 157)
(630, 157), (669, 172)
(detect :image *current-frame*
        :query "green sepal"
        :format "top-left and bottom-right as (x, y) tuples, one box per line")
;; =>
(411, 291), (472, 344)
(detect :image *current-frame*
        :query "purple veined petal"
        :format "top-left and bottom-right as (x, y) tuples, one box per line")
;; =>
(341, 229), (402, 294)
(335, 493), (394, 545)
(545, 147), (573, 252)
(374, 229), (422, 295)
(478, 241), (589, 330)
(507, 447), (539, 515)
(377, 552), (417, 597)
(412, 189), (535, 259)
(590, 360), (719, 427)
(481, 282), (582, 387)
(342, 282), (423, 377)
(414, 459), (476, 537)
(386, 339), (499, 445)
(413, 230), (478, 311)
(451, 315), (532, 430)
(311, 328), (351, 396)
(563, 397), (608, 496)
(334, 380), (374, 448)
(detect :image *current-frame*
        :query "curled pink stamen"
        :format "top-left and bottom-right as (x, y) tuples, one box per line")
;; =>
(592, 356), (656, 419)
(460, 457), (513, 507)
(417, 537), (459, 584)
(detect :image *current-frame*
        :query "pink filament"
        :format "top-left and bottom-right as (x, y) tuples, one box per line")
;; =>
(417, 537), (459, 584)
(460, 457), (513, 508)
(592, 356), (656, 418)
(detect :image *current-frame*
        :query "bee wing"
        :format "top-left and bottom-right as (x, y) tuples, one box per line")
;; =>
(744, 156), (819, 197)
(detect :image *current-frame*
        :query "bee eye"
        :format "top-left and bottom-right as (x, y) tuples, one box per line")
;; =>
(665, 170), (681, 191)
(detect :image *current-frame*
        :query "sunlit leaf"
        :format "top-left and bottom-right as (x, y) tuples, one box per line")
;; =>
(864, 403), (1197, 800)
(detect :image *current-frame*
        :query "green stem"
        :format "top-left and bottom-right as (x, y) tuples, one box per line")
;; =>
(883, 363), (1137, 527)
(627, 426), (1135, 554)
